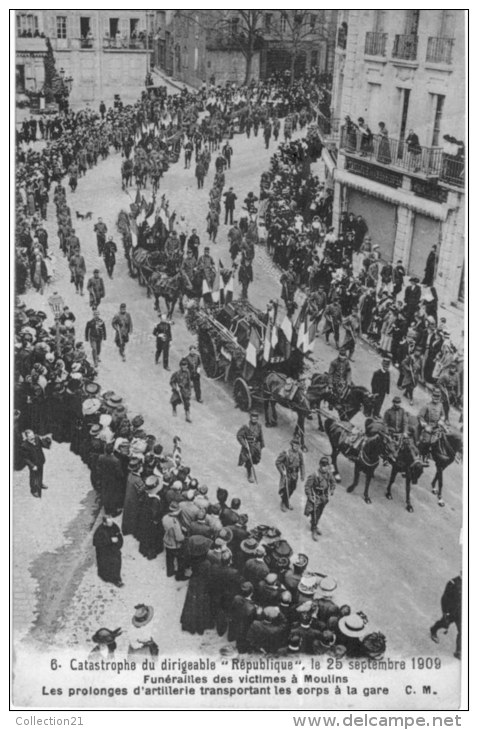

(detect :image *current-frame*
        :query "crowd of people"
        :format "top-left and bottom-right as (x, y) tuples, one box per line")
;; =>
(14, 299), (386, 659)
(14, 69), (462, 660)
(257, 133), (463, 420)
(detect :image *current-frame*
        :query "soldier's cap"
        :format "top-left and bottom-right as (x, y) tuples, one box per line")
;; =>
(432, 388), (441, 397)
(93, 268), (100, 274)
(120, 303), (126, 309)
(291, 438), (300, 445)
(249, 410), (259, 418)
(392, 396), (401, 404)
(319, 456), (330, 466)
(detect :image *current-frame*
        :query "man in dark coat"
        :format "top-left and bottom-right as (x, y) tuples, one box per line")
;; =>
(94, 218), (107, 256)
(92, 515), (124, 587)
(153, 313), (172, 369)
(97, 443), (125, 516)
(243, 545), (269, 588)
(404, 277), (421, 324)
(85, 308), (107, 367)
(86, 269), (106, 309)
(422, 245), (438, 287)
(103, 236), (118, 279)
(20, 429), (49, 498)
(246, 607), (287, 653)
(371, 358), (391, 416)
(430, 574), (462, 659)
(224, 187), (237, 225)
(122, 457), (145, 537)
(228, 582), (257, 652)
(112, 303), (133, 361)
(236, 411), (264, 483)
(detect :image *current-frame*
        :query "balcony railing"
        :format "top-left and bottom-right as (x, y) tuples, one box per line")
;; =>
(426, 36), (454, 64)
(103, 36), (151, 50)
(80, 37), (94, 49)
(339, 125), (464, 188)
(392, 34), (418, 61)
(364, 31), (387, 56)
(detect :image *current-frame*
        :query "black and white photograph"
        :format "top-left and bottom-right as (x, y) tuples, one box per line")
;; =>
(11, 7), (467, 715)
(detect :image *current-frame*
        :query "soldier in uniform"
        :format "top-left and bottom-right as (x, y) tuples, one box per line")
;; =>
(236, 411), (265, 483)
(323, 299), (342, 349)
(418, 388), (445, 464)
(275, 438), (305, 512)
(418, 388), (447, 464)
(185, 345), (202, 403)
(87, 269), (106, 309)
(197, 246), (216, 289)
(103, 235), (118, 279)
(304, 457), (336, 541)
(383, 396), (408, 440)
(111, 303), (133, 362)
(328, 349), (352, 401)
(437, 364), (461, 422)
(153, 313), (172, 369)
(94, 218), (108, 257)
(170, 359), (192, 423)
(85, 309), (106, 367)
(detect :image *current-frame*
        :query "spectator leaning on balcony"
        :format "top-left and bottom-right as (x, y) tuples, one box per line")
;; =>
(406, 129), (422, 172)
(356, 118), (373, 157)
(377, 122), (391, 164)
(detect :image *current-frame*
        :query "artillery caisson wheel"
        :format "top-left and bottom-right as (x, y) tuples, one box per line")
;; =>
(198, 331), (219, 378)
(233, 377), (252, 412)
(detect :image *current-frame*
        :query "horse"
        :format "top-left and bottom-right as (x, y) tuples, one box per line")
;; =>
(429, 430), (463, 507)
(310, 377), (377, 431)
(385, 435), (424, 512)
(262, 371), (315, 450)
(324, 417), (397, 503)
(151, 270), (190, 318)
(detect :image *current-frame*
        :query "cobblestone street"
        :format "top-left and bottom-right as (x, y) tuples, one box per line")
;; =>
(14, 110), (463, 683)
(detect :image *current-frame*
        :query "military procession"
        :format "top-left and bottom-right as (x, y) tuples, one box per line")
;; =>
(14, 29), (463, 674)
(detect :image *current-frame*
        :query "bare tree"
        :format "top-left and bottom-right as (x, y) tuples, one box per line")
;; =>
(233, 10), (264, 84)
(268, 10), (326, 83)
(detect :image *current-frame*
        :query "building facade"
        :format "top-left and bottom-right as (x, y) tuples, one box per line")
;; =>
(329, 9), (465, 305)
(16, 10), (153, 108)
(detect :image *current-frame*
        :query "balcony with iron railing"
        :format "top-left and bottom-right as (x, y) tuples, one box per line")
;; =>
(103, 35), (152, 51)
(426, 36), (454, 64)
(364, 31), (388, 57)
(339, 125), (464, 188)
(392, 34), (418, 61)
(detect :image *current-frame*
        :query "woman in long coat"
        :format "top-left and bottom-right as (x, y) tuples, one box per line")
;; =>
(92, 515), (124, 586)
(180, 536), (214, 635)
(137, 477), (165, 560)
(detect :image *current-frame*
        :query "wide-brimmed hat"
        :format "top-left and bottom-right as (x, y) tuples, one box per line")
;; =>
(292, 553), (309, 569)
(82, 397), (102, 416)
(84, 381), (101, 395)
(128, 456), (142, 470)
(99, 413), (112, 427)
(217, 527), (233, 544)
(92, 627), (122, 644)
(106, 394), (123, 408)
(240, 537), (258, 555)
(188, 534), (212, 558)
(298, 575), (318, 596)
(169, 501), (181, 514)
(318, 576), (337, 594)
(114, 437), (130, 453)
(145, 475), (159, 491)
(89, 424), (102, 437)
(338, 613), (368, 638)
(132, 604), (154, 628)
